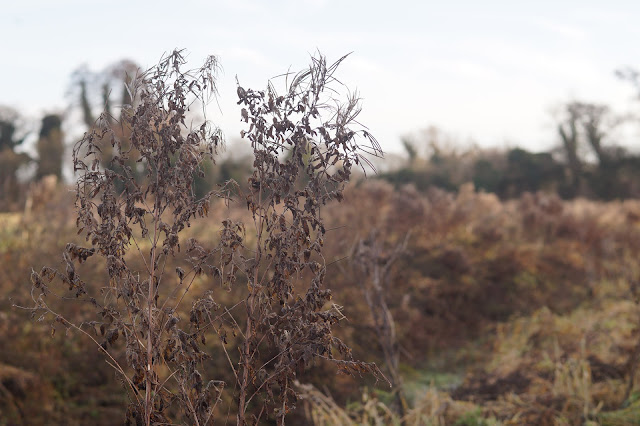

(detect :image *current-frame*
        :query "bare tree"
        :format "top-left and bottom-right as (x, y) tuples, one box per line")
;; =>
(0, 107), (31, 210)
(557, 103), (583, 191)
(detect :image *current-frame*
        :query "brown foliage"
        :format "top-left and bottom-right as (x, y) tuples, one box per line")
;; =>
(16, 50), (383, 425)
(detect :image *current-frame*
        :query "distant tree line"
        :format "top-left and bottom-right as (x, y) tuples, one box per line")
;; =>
(380, 97), (640, 200)
(2, 62), (640, 212)
(0, 58), (255, 212)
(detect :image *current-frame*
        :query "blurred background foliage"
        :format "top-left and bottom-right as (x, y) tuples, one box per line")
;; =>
(3, 59), (640, 424)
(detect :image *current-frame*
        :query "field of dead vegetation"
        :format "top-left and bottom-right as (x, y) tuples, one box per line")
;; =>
(2, 180), (640, 425)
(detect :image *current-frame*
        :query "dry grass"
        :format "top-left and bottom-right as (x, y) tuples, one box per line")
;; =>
(4, 179), (640, 424)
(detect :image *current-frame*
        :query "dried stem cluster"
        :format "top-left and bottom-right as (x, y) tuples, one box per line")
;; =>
(19, 50), (384, 425)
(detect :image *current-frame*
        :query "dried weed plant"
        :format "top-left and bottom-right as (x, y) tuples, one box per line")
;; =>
(17, 49), (384, 425)
(350, 230), (411, 418)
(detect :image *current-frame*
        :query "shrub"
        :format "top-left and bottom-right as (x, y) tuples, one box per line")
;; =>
(18, 49), (383, 425)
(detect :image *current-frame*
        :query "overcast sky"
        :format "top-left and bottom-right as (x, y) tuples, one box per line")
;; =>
(3, 0), (640, 156)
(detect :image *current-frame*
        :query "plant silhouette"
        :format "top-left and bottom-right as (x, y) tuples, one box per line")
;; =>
(19, 49), (384, 425)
